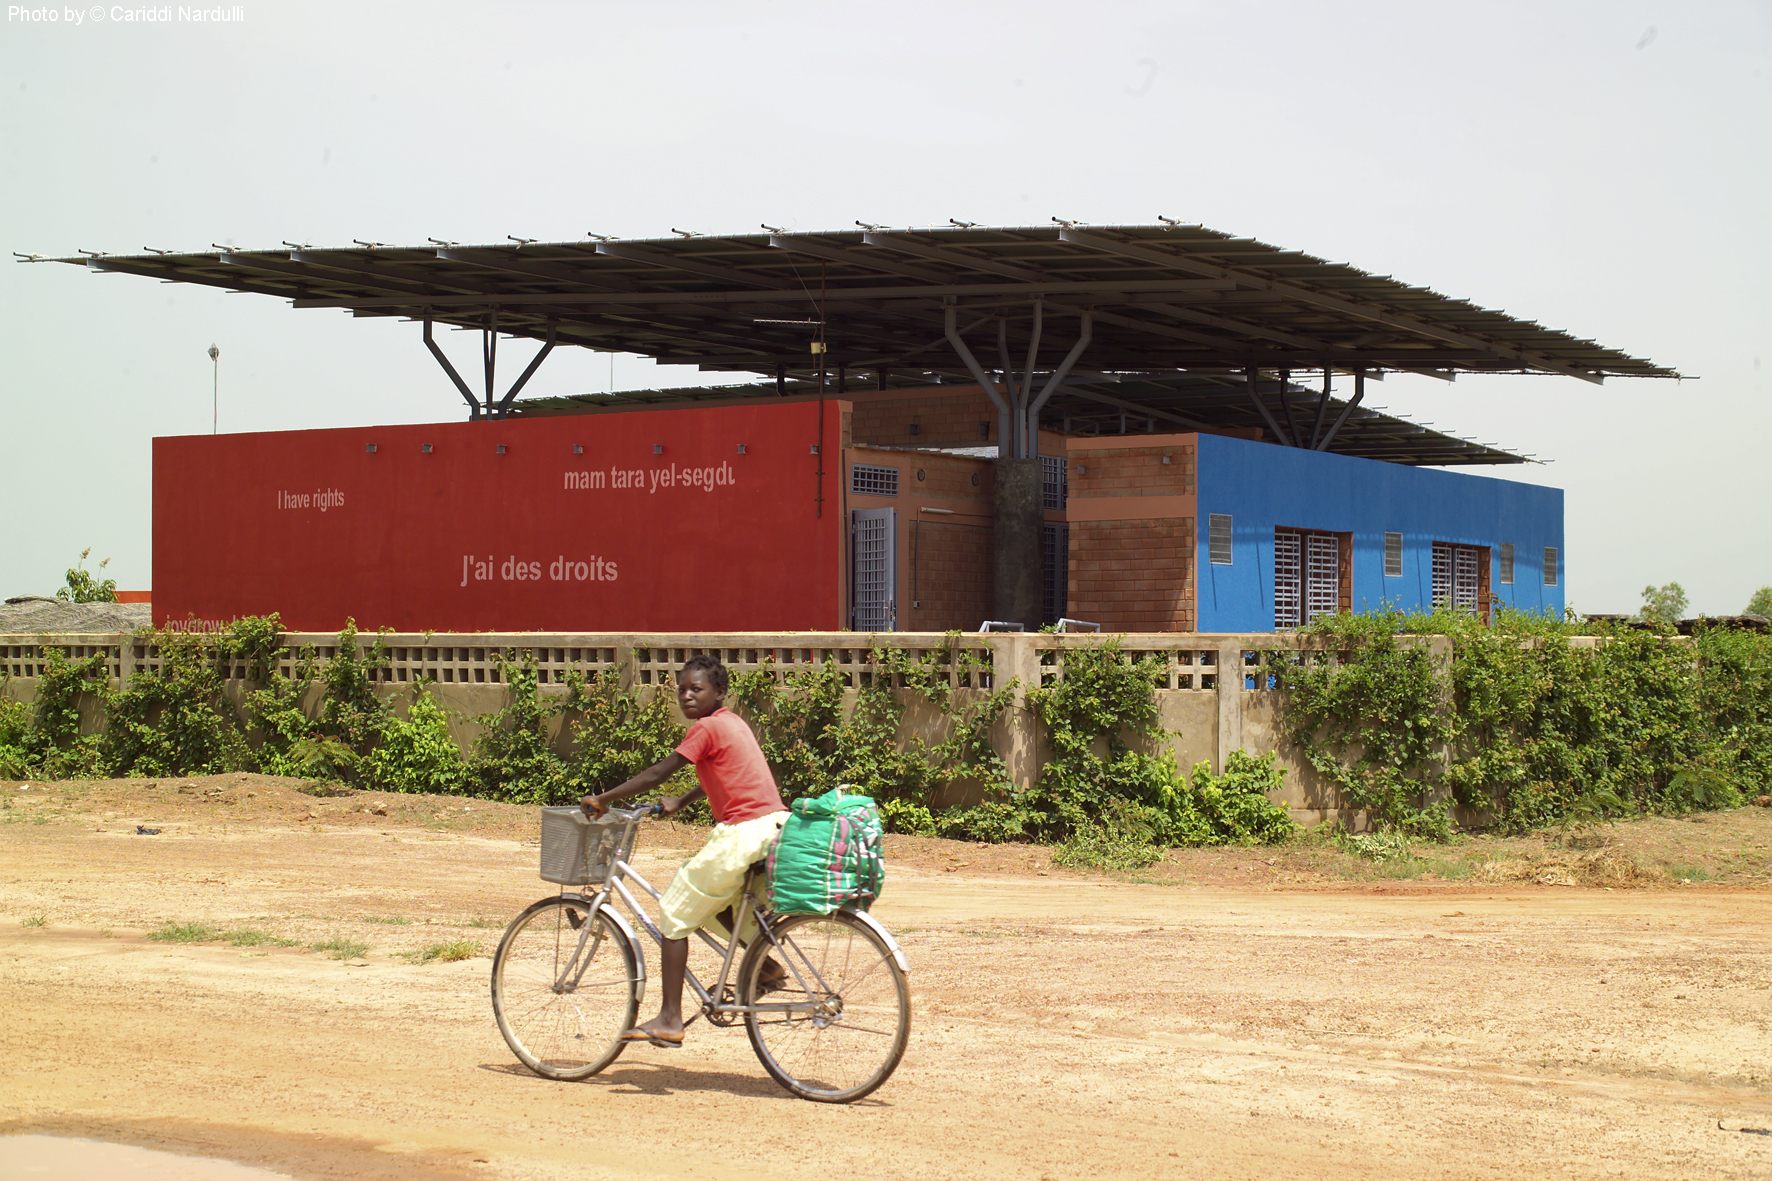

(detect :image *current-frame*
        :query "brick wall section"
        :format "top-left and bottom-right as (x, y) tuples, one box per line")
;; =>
(845, 444), (994, 632)
(1065, 435), (1200, 632)
(1068, 519), (1195, 631)
(906, 520), (993, 630)
(1067, 443), (1196, 497)
(851, 390), (998, 449)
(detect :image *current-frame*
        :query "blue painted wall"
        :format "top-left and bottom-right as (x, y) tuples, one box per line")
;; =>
(1194, 434), (1564, 632)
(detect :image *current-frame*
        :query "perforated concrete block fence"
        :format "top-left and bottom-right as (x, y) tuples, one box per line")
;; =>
(2, 629), (1389, 825)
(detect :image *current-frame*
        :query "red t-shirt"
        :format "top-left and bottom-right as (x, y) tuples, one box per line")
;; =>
(674, 707), (785, 825)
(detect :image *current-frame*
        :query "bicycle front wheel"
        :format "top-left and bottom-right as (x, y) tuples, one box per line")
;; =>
(740, 910), (910, 1103)
(491, 896), (641, 1081)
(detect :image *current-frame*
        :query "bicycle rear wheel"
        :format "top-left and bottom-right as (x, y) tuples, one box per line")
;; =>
(740, 910), (910, 1103)
(491, 896), (641, 1081)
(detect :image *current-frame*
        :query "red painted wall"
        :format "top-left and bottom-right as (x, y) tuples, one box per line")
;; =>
(153, 402), (843, 633)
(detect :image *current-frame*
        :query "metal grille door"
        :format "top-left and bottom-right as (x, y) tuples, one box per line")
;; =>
(1042, 522), (1069, 624)
(1432, 542), (1481, 613)
(1454, 546), (1479, 612)
(1306, 534), (1340, 622)
(1273, 529), (1302, 629)
(851, 508), (897, 631)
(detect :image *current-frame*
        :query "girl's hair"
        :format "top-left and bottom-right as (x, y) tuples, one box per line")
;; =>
(679, 653), (729, 693)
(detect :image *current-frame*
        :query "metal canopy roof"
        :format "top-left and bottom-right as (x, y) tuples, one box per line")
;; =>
(42, 222), (1679, 465)
(515, 374), (1532, 467)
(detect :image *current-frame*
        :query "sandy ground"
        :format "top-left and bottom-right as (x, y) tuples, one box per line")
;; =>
(1, 776), (1770, 1181)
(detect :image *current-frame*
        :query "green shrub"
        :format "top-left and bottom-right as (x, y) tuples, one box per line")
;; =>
(55, 548), (117, 603)
(372, 688), (467, 793)
(1275, 607), (1769, 835)
(27, 648), (112, 778)
(464, 651), (570, 804)
(565, 669), (693, 799)
(1051, 799), (1166, 870)
(730, 641), (1013, 831)
(103, 631), (251, 778)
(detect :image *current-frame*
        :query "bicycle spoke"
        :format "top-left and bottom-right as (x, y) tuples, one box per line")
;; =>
(492, 899), (641, 1081)
(743, 912), (910, 1103)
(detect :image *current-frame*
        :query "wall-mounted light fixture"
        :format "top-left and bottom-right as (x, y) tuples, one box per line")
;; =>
(977, 421), (990, 438)
(737, 444), (747, 455)
(496, 444), (507, 454)
(1161, 455), (1171, 465)
(573, 444), (583, 455)
(1075, 463), (1086, 475)
(653, 444), (664, 455)
(422, 443), (433, 454)
(809, 444), (820, 455)
(365, 443), (377, 453)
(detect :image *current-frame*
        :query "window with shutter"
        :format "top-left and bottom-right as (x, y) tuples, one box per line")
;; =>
(1432, 541), (1489, 619)
(1543, 547), (1559, 587)
(1041, 455), (1068, 510)
(850, 464), (898, 497)
(1208, 514), (1233, 565)
(1499, 543), (1515, 585)
(1274, 529), (1344, 628)
(1384, 532), (1403, 578)
(1273, 529), (1302, 629)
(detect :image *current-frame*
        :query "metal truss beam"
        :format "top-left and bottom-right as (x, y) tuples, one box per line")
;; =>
(1058, 228), (1604, 384)
(593, 242), (797, 290)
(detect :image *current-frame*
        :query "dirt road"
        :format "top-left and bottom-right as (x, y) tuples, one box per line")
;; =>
(2, 778), (1769, 1180)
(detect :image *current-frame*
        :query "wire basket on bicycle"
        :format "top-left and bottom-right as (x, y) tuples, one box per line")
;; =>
(538, 806), (641, 885)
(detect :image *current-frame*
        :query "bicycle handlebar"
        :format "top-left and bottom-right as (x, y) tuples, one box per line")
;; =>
(584, 801), (663, 820)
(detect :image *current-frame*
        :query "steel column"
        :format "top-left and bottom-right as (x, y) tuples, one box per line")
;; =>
(1308, 366), (1333, 449)
(1317, 370), (1365, 452)
(944, 305), (1013, 448)
(424, 317), (483, 419)
(494, 322), (558, 416)
(1244, 366), (1292, 446)
(1025, 313), (1092, 447)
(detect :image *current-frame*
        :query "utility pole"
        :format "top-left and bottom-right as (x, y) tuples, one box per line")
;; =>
(208, 344), (220, 433)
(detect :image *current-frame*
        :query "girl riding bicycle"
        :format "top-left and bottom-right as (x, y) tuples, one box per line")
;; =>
(581, 653), (786, 1047)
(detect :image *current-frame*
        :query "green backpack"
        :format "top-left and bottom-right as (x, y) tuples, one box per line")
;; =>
(766, 786), (886, 916)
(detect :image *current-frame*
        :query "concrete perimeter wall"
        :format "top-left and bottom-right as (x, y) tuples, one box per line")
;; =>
(2, 630), (1509, 829)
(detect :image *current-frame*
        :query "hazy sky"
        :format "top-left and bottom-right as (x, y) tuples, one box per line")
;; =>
(2, 1), (1767, 615)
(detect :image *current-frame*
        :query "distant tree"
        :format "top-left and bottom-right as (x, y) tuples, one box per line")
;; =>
(1747, 586), (1772, 619)
(1637, 581), (1688, 626)
(56, 548), (118, 604)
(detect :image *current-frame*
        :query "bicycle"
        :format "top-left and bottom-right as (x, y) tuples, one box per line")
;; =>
(490, 804), (912, 1103)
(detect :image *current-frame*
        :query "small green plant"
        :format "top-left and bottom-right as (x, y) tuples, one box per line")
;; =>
(309, 936), (370, 959)
(1638, 582), (1690, 629)
(372, 688), (467, 793)
(1667, 863), (1713, 883)
(148, 920), (222, 943)
(225, 928), (299, 948)
(463, 652), (573, 804)
(360, 914), (413, 926)
(1050, 800), (1166, 871)
(55, 548), (118, 603)
(21, 912), (48, 928)
(407, 938), (478, 964)
(1337, 830), (1415, 863)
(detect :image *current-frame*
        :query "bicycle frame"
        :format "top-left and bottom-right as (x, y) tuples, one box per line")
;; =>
(553, 813), (834, 1022)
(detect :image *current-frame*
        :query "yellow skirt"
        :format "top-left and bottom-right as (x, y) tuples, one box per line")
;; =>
(656, 810), (788, 941)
